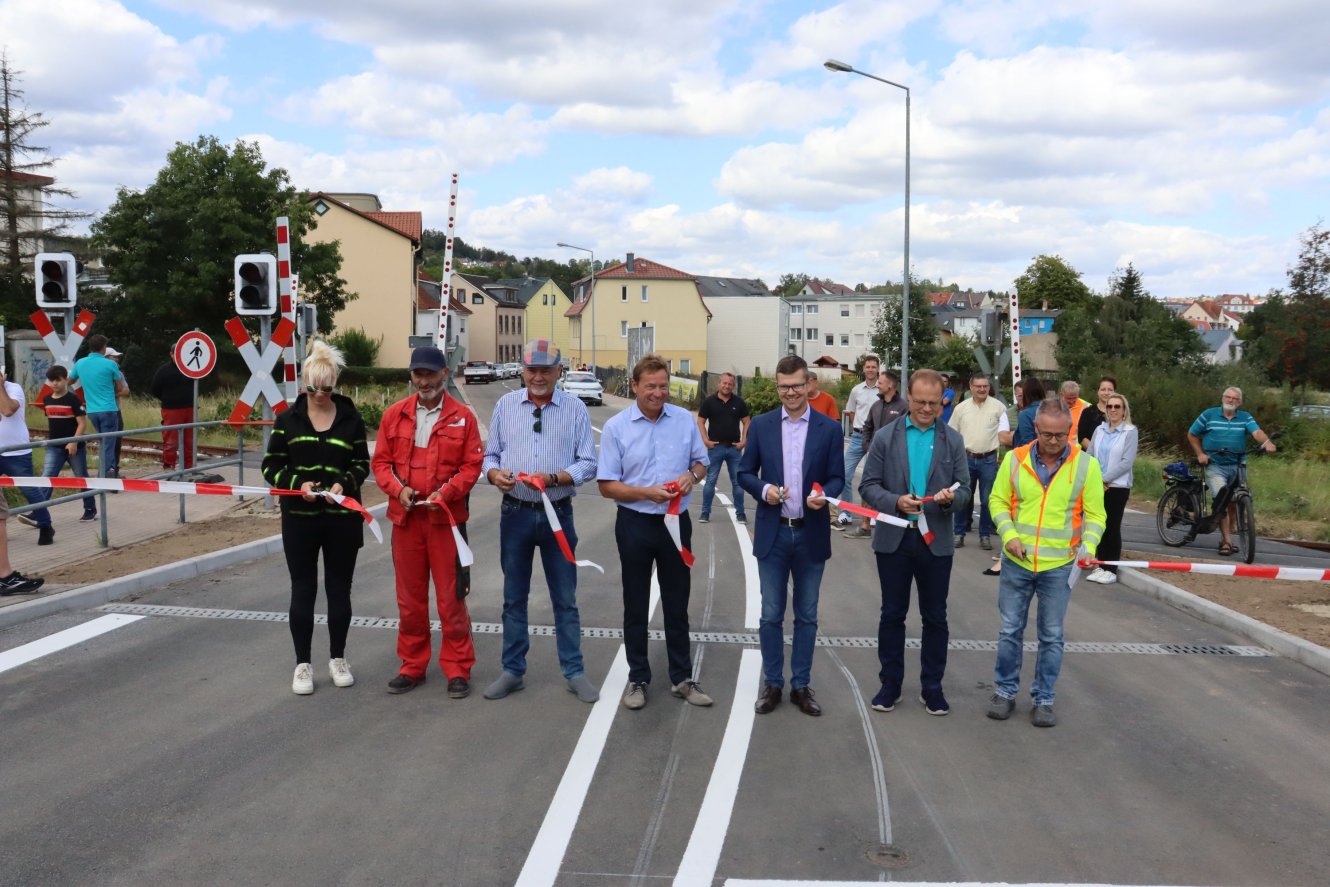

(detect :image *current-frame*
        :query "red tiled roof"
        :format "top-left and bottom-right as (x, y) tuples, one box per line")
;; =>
(565, 256), (705, 318)
(928, 292), (952, 306)
(1, 170), (55, 186)
(367, 211), (422, 241)
(807, 278), (855, 296)
(416, 278), (472, 314)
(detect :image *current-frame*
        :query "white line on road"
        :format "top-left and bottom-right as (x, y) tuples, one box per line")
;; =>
(673, 648), (762, 886)
(827, 649), (893, 847)
(514, 573), (661, 887)
(0, 614), (144, 675)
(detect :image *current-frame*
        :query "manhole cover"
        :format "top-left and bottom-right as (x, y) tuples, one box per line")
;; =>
(865, 844), (910, 868)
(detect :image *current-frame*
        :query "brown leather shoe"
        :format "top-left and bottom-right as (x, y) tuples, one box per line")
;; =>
(754, 683), (782, 714)
(790, 686), (822, 716)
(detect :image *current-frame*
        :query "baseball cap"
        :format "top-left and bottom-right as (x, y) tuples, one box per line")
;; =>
(408, 346), (446, 372)
(105, 346), (122, 358)
(522, 338), (561, 368)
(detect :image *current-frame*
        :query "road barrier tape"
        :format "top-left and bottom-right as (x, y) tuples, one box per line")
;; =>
(0, 476), (382, 543)
(516, 474), (604, 573)
(811, 483), (911, 529)
(1086, 559), (1330, 582)
(663, 481), (696, 568)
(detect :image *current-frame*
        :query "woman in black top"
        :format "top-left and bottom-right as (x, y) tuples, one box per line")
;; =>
(262, 340), (371, 696)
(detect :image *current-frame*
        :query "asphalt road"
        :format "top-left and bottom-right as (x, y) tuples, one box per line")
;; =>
(3, 381), (1329, 887)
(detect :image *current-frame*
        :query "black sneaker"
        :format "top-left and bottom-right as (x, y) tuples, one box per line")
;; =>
(80, 512), (98, 522)
(447, 677), (470, 699)
(735, 514), (747, 524)
(386, 673), (425, 694)
(0, 571), (44, 596)
(38, 526), (55, 546)
(698, 513), (710, 524)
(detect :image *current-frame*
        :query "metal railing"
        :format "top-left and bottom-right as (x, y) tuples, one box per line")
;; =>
(2, 420), (262, 547)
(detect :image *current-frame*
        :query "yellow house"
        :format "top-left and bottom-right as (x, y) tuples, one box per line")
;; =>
(304, 192), (421, 367)
(565, 253), (711, 373)
(450, 272), (526, 364)
(494, 277), (572, 357)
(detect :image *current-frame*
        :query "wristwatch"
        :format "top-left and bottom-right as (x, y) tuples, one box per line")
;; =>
(689, 468), (704, 483)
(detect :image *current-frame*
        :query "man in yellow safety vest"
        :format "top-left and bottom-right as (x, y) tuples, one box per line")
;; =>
(986, 397), (1106, 728)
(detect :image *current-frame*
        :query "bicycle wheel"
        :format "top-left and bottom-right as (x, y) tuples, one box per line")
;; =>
(1233, 493), (1257, 564)
(1157, 485), (1200, 547)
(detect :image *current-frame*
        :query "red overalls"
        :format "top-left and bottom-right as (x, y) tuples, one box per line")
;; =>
(372, 393), (483, 681)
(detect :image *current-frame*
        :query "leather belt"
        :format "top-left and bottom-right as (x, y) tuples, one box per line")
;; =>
(502, 495), (546, 510)
(779, 517), (805, 527)
(967, 449), (997, 459)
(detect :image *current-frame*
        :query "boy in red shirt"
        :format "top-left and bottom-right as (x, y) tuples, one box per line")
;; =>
(40, 366), (97, 522)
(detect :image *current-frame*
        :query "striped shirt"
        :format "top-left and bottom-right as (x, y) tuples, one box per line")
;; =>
(1189, 407), (1260, 465)
(482, 388), (598, 502)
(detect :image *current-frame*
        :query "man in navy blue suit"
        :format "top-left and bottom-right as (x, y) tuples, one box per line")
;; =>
(738, 354), (846, 716)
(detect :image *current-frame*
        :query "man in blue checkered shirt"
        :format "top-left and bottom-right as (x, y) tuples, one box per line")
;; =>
(1187, 386), (1276, 555)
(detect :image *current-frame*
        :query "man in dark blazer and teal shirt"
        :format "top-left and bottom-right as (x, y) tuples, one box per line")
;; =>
(738, 355), (845, 716)
(859, 368), (970, 717)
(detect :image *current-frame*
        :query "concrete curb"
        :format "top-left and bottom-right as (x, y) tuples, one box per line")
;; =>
(1119, 566), (1330, 680)
(0, 503), (389, 632)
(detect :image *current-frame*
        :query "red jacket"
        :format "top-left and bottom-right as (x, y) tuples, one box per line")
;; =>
(372, 393), (483, 527)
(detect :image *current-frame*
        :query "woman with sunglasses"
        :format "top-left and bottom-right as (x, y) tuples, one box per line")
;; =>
(1085, 393), (1137, 585)
(262, 340), (372, 694)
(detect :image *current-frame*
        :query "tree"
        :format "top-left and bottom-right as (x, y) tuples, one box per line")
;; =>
(777, 272), (809, 297)
(0, 52), (91, 324)
(932, 334), (982, 383)
(1013, 254), (1095, 311)
(90, 136), (352, 385)
(870, 279), (936, 372)
(1256, 223), (1330, 392)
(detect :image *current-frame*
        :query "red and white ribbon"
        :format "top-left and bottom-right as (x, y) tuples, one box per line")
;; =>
(1086, 559), (1330, 583)
(515, 474), (604, 573)
(409, 495), (474, 567)
(664, 481), (696, 568)
(0, 476), (383, 543)
(811, 483), (911, 528)
(916, 482), (962, 544)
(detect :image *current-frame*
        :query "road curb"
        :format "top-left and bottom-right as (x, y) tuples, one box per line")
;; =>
(0, 503), (389, 632)
(1119, 566), (1330, 679)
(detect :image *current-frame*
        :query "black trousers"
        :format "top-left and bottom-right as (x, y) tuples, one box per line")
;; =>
(282, 514), (364, 663)
(615, 507), (694, 686)
(1099, 487), (1130, 572)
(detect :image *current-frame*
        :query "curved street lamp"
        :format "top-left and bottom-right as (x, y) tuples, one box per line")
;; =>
(557, 242), (596, 368)
(825, 58), (912, 380)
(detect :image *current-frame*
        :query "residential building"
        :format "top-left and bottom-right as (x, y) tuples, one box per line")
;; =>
(304, 192), (421, 367)
(785, 290), (889, 367)
(565, 253), (711, 373)
(798, 277), (856, 297)
(492, 277), (572, 357)
(1199, 328), (1243, 365)
(1213, 294), (1263, 316)
(452, 272), (525, 364)
(1181, 299), (1241, 331)
(1015, 310), (1058, 336)
(415, 268), (471, 356)
(695, 276), (787, 376)
(1, 170), (56, 260)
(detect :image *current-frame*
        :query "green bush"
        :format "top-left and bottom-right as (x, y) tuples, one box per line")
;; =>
(744, 376), (779, 416)
(355, 400), (385, 430)
(330, 328), (382, 367)
(339, 366), (409, 386)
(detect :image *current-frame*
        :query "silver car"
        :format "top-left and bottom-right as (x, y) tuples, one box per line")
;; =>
(558, 371), (604, 406)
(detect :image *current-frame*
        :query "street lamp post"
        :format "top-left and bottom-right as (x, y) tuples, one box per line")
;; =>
(825, 58), (911, 380)
(557, 242), (596, 368)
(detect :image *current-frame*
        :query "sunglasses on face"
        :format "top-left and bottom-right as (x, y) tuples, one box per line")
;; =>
(305, 384), (335, 394)
(532, 405), (543, 433)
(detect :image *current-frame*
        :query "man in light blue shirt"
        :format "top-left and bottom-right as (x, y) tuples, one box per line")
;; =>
(69, 334), (129, 478)
(481, 339), (599, 704)
(1187, 386), (1275, 555)
(598, 354), (711, 711)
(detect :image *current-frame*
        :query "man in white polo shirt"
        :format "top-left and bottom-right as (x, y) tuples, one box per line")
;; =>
(836, 356), (880, 529)
(947, 374), (1006, 550)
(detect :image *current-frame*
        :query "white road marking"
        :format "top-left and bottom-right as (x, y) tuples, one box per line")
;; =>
(730, 517), (760, 630)
(0, 614), (143, 675)
(514, 572), (660, 887)
(725, 881), (1181, 886)
(672, 648), (762, 886)
(827, 649), (892, 845)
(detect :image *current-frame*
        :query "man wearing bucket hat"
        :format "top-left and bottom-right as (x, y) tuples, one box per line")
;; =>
(371, 345), (484, 697)
(481, 339), (599, 703)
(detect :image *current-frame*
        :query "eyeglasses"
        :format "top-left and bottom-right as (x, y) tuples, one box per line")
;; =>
(1105, 404), (1124, 410)
(532, 405), (543, 434)
(305, 384), (334, 394)
(776, 383), (806, 394)
(1037, 431), (1069, 441)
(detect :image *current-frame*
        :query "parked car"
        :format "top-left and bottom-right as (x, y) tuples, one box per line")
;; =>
(502, 362), (522, 379)
(1292, 404), (1330, 420)
(557, 371), (604, 406)
(463, 360), (495, 384)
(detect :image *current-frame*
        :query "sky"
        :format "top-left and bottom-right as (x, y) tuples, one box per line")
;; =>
(4, 0), (1329, 299)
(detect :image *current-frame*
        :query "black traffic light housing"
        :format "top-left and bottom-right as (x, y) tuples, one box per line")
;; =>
(234, 254), (278, 315)
(35, 252), (78, 308)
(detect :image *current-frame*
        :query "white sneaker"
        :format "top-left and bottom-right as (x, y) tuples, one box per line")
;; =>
(329, 657), (355, 688)
(1085, 568), (1106, 583)
(1097, 570), (1118, 584)
(292, 662), (314, 695)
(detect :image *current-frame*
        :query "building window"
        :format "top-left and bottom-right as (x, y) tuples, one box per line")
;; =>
(641, 285), (648, 302)
(806, 327), (818, 340)
(542, 294), (548, 305)
(840, 304), (850, 317)
(680, 359), (690, 373)
(790, 328), (802, 341)
(855, 304), (865, 318)
(314, 201), (329, 216)
(472, 294), (483, 305)
(825, 334), (834, 346)
(620, 320), (628, 337)
(791, 304), (802, 315)
(621, 286), (628, 302)
(840, 334), (849, 346)
(855, 333), (865, 346)
(806, 304), (819, 315)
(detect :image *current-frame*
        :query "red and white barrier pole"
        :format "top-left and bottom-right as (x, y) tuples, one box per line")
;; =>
(436, 173), (460, 351)
(276, 217), (297, 401)
(1087, 559), (1330, 582)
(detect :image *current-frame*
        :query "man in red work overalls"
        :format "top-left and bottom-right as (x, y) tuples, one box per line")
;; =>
(372, 346), (483, 697)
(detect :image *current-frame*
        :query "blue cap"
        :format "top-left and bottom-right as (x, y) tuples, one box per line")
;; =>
(408, 346), (446, 372)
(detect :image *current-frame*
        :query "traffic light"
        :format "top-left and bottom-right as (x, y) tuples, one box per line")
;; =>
(35, 252), (78, 308)
(234, 254), (277, 315)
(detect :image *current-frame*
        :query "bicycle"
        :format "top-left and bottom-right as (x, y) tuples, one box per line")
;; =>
(1155, 446), (1261, 563)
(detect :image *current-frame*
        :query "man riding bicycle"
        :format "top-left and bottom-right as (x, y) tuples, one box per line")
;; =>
(1187, 387), (1275, 556)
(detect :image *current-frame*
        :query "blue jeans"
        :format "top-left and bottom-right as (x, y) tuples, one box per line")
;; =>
(955, 452), (998, 537)
(0, 452), (52, 527)
(43, 444), (97, 516)
(994, 558), (1074, 706)
(757, 524), (826, 688)
(841, 430), (864, 504)
(701, 444), (744, 517)
(876, 532), (953, 692)
(88, 411), (122, 477)
(499, 497), (584, 679)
